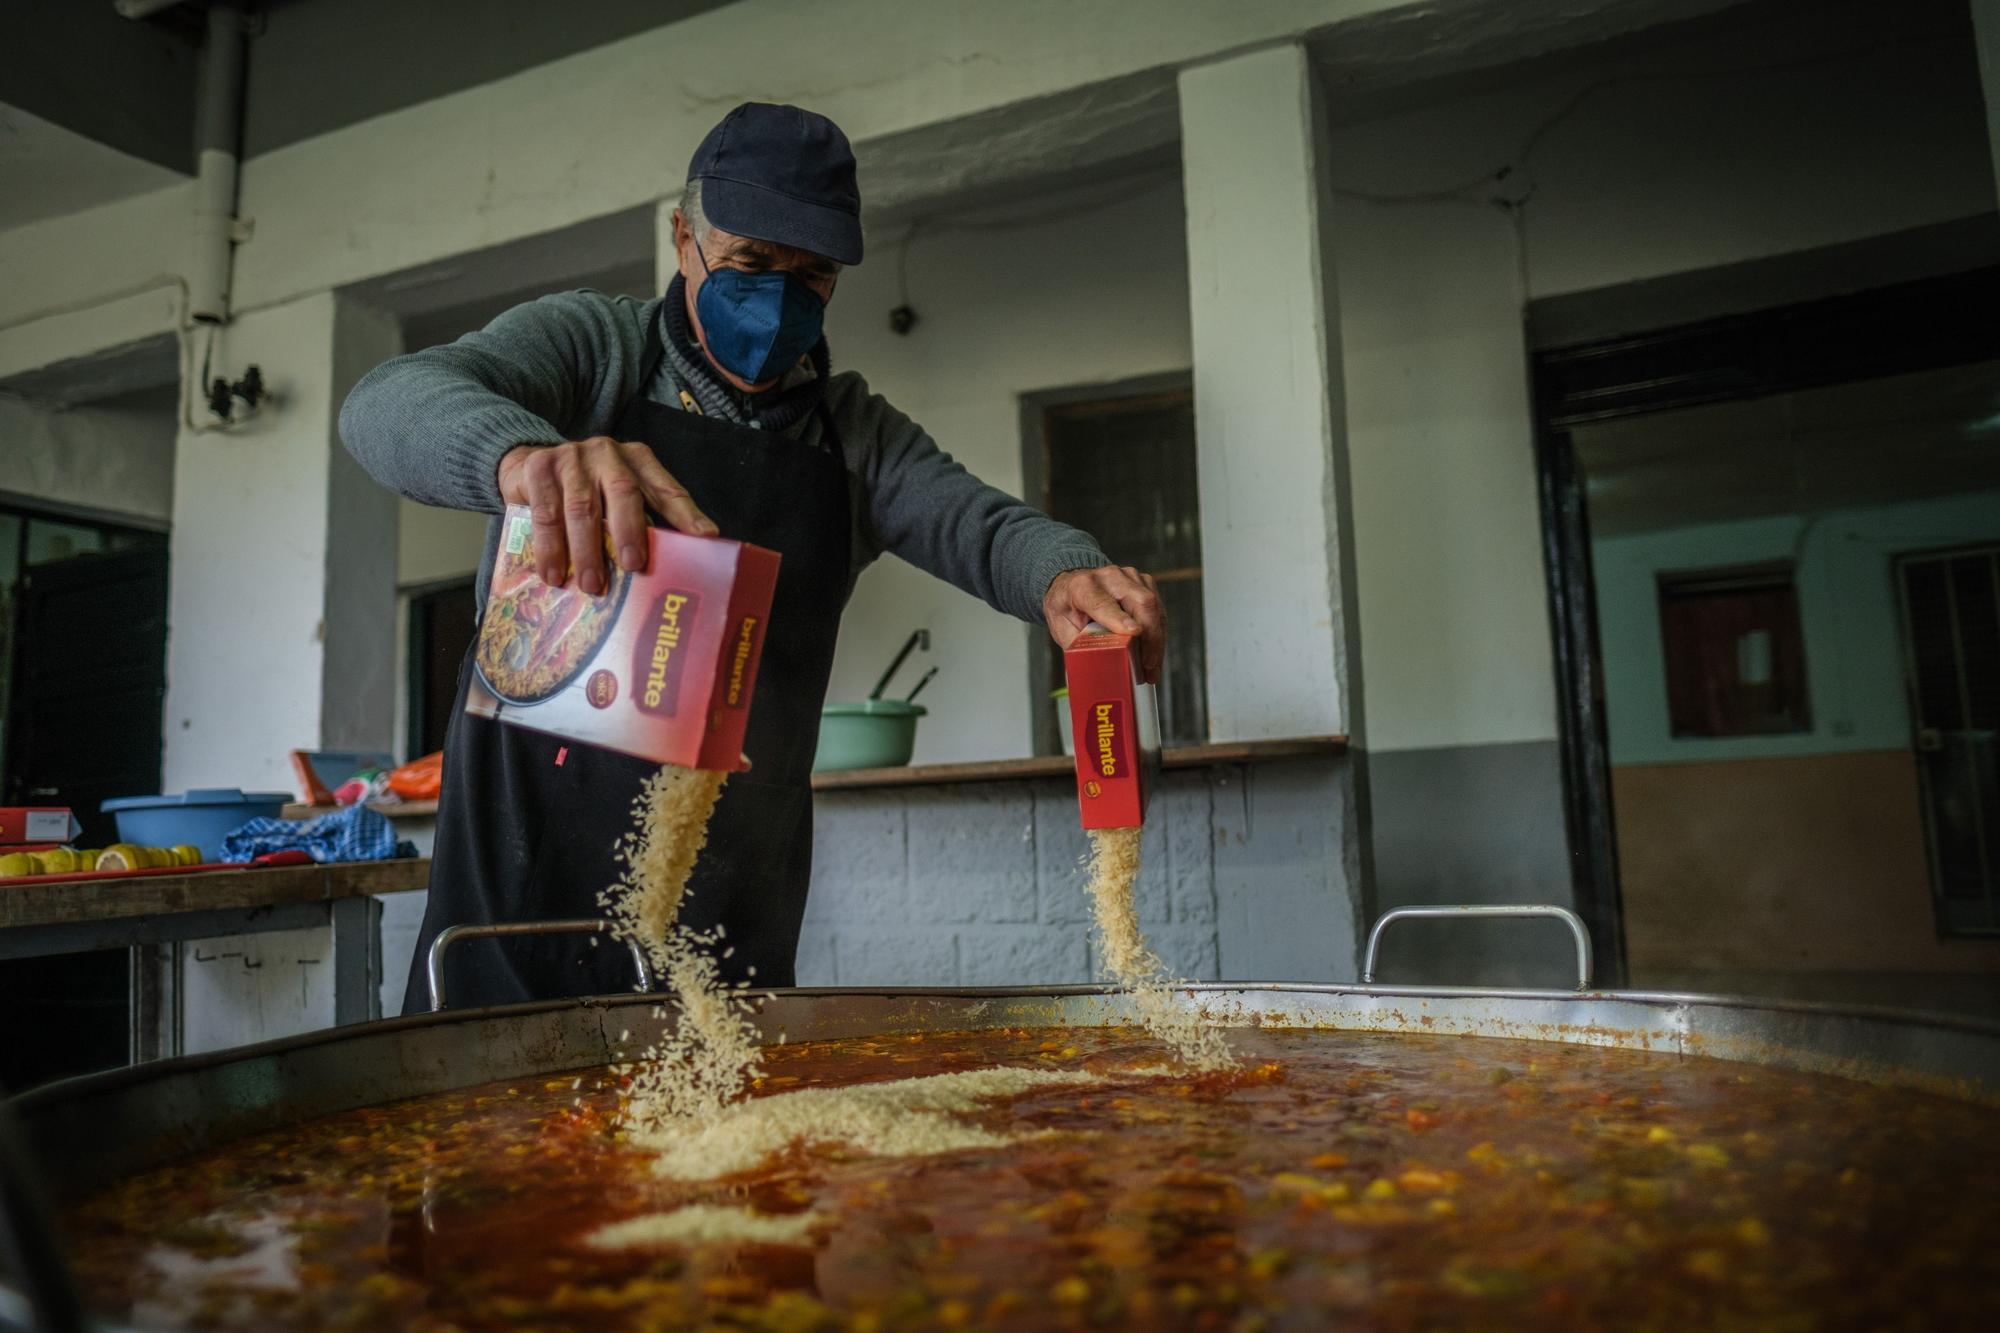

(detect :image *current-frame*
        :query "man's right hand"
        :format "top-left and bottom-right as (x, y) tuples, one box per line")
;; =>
(497, 438), (717, 595)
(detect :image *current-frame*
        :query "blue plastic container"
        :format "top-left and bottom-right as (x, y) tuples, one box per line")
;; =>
(100, 788), (293, 862)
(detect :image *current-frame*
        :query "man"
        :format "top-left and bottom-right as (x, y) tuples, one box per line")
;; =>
(342, 102), (1164, 1012)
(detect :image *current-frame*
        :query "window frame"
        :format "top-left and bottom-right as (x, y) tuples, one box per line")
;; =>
(1654, 560), (1813, 740)
(1019, 371), (1199, 756)
(402, 574), (479, 760)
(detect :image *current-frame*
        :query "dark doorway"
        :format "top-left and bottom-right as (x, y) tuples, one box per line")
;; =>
(1896, 544), (2000, 935)
(405, 576), (477, 758)
(3, 532), (171, 845)
(0, 500), (170, 1090)
(1530, 263), (2000, 1001)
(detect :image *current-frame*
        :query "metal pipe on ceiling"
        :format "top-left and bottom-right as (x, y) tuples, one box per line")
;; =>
(188, 2), (246, 324)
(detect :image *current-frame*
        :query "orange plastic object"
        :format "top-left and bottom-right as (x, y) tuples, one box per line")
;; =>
(387, 751), (443, 801)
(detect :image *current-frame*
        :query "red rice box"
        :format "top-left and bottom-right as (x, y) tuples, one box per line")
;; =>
(1063, 631), (1162, 829)
(0, 808), (81, 845)
(465, 505), (780, 770)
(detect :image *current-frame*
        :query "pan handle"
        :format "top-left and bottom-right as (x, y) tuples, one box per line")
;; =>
(426, 920), (653, 1011)
(1360, 904), (1593, 991)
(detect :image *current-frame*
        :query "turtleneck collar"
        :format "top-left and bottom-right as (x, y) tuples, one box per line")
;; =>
(660, 273), (829, 431)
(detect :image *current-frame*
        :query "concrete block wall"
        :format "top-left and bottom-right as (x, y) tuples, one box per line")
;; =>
(799, 758), (1360, 987)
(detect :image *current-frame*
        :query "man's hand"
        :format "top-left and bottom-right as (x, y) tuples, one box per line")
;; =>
(1044, 565), (1166, 683)
(497, 438), (717, 595)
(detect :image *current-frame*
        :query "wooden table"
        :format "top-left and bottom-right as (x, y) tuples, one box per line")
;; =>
(0, 859), (430, 1041)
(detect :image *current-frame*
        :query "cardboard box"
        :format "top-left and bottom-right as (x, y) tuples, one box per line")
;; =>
(0, 808), (81, 845)
(1062, 632), (1162, 829)
(465, 506), (781, 769)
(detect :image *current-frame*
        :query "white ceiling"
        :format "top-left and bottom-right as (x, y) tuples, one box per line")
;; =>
(0, 104), (186, 231)
(1575, 359), (2000, 536)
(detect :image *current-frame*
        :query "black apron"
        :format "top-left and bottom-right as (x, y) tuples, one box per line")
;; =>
(403, 322), (850, 1013)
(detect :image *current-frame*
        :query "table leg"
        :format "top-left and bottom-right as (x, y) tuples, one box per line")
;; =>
(127, 942), (181, 1062)
(330, 896), (383, 1026)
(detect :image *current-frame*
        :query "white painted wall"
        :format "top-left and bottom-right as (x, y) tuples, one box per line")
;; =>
(6, 0), (1990, 773)
(0, 392), (176, 522)
(0, 0), (1423, 385)
(1594, 490), (2000, 766)
(820, 174), (1192, 763)
(1325, 14), (1994, 754)
(162, 292), (401, 792)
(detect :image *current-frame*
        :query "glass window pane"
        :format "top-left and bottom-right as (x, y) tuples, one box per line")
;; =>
(25, 519), (106, 566)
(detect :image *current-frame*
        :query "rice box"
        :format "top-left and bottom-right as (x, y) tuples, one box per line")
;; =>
(1063, 631), (1162, 829)
(0, 807), (81, 845)
(465, 505), (781, 770)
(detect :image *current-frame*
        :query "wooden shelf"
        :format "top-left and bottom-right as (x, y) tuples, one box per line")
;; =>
(810, 735), (1347, 793)
(0, 858), (430, 930)
(281, 798), (440, 820)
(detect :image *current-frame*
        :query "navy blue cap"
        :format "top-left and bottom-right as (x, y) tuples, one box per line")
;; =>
(688, 102), (863, 266)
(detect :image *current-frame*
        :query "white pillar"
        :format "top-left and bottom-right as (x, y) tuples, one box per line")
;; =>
(1178, 44), (1364, 745)
(1180, 46), (1370, 980)
(162, 290), (403, 792)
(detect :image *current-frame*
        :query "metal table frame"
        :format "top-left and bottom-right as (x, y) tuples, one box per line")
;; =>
(0, 895), (384, 1061)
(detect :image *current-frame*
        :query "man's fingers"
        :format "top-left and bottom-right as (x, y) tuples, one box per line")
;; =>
(623, 444), (717, 537)
(521, 451), (570, 589)
(1075, 579), (1140, 636)
(593, 444), (651, 573)
(554, 446), (606, 595)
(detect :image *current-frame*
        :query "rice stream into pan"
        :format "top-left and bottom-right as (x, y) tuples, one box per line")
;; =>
(598, 766), (763, 1133)
(596, 767), (1223, 1215)
(1084, 826), (1233, 1071)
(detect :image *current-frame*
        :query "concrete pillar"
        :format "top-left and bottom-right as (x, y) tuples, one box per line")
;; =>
(1178, 44), (1364, 745)
(162, 290), (403, 792)
(1974, 0), (2000, 207)
(1178, 45), (1369, 979)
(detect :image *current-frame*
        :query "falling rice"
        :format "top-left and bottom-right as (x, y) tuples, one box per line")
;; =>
(598, 766), (764, 1132)
(596, 763), (1222, 1200)
(1084, 826), (1232, 1070)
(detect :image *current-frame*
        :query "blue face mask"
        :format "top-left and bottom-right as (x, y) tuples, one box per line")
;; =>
(691, 243), (826, 384)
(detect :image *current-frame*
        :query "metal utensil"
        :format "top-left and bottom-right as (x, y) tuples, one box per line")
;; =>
(903, 666), (939, 704)
(869, 629), (929, 700)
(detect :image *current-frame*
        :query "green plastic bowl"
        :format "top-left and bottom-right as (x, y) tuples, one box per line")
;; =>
(813, 700), (928, 772)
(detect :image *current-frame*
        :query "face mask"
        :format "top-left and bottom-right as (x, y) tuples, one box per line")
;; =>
(690, 242), (826, 384)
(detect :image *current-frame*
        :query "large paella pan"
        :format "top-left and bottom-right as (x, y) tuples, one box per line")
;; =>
(5, 909), (1998, 1330)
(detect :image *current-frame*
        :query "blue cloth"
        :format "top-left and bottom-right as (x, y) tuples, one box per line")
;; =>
(220, 802), (400, 864)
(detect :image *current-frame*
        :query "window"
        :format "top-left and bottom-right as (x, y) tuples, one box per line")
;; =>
(1031, 382), (1206, 747)
(1656, 563), (1810, 737)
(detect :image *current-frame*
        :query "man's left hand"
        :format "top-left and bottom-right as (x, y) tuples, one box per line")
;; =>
(1044, 566), (1166, 683)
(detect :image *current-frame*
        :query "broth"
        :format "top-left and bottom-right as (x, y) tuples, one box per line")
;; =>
(62, 1026), (2000, 1330)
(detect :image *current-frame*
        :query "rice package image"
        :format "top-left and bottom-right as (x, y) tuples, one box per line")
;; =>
(1063, 630), (1162, 829)
(467, 505), (781, 769)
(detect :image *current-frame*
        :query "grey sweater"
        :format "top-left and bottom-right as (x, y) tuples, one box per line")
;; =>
(338, 289), (1108, 621)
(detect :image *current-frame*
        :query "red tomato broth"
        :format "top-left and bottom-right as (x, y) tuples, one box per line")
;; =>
(59, 1027), (2000, 1330)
